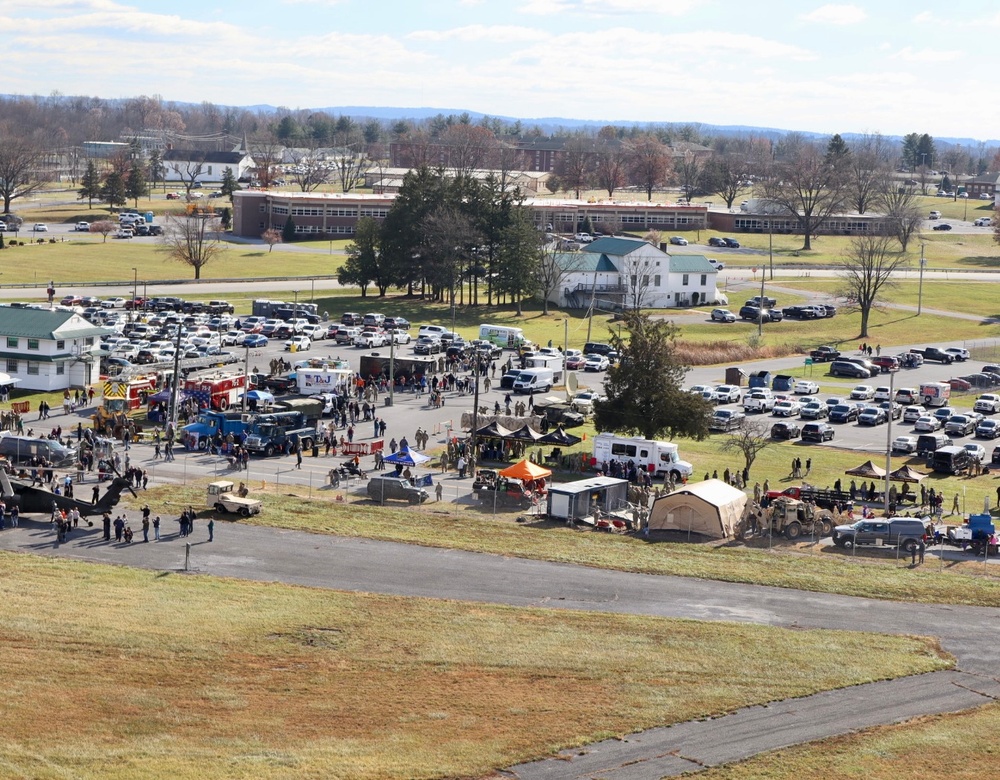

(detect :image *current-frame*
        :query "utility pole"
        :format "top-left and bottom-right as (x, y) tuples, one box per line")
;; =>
(917, 243), (926, 316)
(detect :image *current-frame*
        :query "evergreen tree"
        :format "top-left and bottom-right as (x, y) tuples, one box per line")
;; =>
(282, 215), (296, 243)
(220, 167), (240, 200)
(100, 170), (127, 210)
(594, 312), (712, 442)
(493, 208), (543, 315)
(824, 133), (850, 168)
(125, 160), (149, 207)
(338, 217), (385, 297)
(78, 160), (101, 208)
(147, 149), (164, 191)
(220, 207), (231, 231)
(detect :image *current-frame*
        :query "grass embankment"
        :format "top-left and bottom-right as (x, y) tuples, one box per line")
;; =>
(0, 553), (947, 780)
(136, 464), (1000, 609)
(699, 702), (1000, 780)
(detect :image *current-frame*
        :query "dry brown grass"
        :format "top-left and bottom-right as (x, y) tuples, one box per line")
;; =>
(696, 702), (1000, 780)
(675, 338), (805, 365)
(0, 552), (948, 780)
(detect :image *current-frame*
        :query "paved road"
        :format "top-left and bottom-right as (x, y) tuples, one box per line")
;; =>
(2, 518), (1000, 778)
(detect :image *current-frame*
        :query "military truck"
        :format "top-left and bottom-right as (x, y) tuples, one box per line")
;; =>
(207, 480), (262, 517)
(761, 496), (836, 540)
(243, 411), (317, 457)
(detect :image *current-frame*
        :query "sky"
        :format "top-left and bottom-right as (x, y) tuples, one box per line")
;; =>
(2, 0), (996, 140)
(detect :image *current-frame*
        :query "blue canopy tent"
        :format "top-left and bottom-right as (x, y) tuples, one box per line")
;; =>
(382, 447), (431, 467)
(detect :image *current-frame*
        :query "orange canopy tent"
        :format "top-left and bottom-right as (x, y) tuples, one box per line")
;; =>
(499, 459), (552, 482)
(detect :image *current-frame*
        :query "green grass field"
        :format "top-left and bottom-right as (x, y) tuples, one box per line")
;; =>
(0, 552), (946, 780)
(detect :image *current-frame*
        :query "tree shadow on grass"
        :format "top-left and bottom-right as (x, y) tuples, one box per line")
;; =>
(241, 251), (268, 258)
(957, 256), (1000, 268)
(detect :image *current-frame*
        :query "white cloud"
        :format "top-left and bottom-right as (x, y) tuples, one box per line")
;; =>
(408, 24), (547, 43)
(458, 0), (485, 5)
(800, 4), (868, 25)
(890, 46), (961, 63)
(517, 0), (700, 16)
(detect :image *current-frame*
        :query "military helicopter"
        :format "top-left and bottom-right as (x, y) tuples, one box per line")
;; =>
(0, 468), (136, 517)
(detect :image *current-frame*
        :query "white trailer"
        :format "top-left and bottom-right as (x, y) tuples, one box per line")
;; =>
(297, 366), (353, 395)
(591, 432), (693, 480)
(919, 382), (951, 407)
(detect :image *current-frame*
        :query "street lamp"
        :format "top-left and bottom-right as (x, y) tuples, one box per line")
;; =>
(131, 267), (137, 323)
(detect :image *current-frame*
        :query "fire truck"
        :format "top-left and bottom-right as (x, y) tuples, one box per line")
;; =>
(93, 375), (159, 434)
(183, 371), (247, 412)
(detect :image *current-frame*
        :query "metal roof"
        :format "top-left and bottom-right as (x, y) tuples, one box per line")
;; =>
(0, 308), (111, 340)
(667, 254), (716, 273)
(586, 237), (651, 255)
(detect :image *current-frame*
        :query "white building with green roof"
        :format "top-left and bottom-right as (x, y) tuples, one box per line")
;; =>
(549, 237), (724, 310)
(0, 307), (110, 391)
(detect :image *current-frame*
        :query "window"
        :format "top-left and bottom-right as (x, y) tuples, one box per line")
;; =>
(6, 359), (17, 373)
(641, 275), (650, 287)
(26, 362), (39, 375)
(271, 205), (289, 216)
(5, 337), (16, 349)
(701, 274), (707, 286)
(259, 204), (267, 213)
(654, 275), (661, 287)
(207, 165), (213, 176)
(359, 208), (389, 218)
(682, 274), (689, 286)
(327, 208), (358, 217)
(56, 364), (65, 375)
(610, 443), (637, 457)
(291, 207), (324, 217)
(27, 339), (39, 350)
(56, 340), (65, 350)
(85, 337), (94, 346)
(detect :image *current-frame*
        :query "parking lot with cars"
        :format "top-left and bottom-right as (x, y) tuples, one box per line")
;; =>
(686, 342), (1000, 467)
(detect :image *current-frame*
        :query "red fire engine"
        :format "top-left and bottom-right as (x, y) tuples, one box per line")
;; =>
(183, 372), (247, 411)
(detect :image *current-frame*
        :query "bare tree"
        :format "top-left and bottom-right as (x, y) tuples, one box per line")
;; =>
(286, 146), (330, 192)
(847, 133), (893, 215)
(720, 419), (772, 478)
(334, 147), (371, 193)
(674, 149), (705, 201)
(90, 220), (115, 243)
(534, 244), (581, 315)
(169, 159), (205, 199)
(594, 141), (628, 198)
(626, 135), (671, 201)
(440, 124), (497, 177)
(703, 152), (747, 209)
(162, 214), (224, 279)
(487, 141), (528, 193)
(261, 228), (282, 253)
(0, 132), (48, 213)
(837, 232), (908, 338)
(878, 184), (923, 252)
(249, 133), (283, 188)
(618, 251), (658, 310)
(761, 140), (845, 250)
(554, 134), (595, 199)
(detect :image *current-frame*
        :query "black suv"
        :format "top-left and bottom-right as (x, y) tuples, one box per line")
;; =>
(832, 518), (928, 552)
(583, 342), (614, 356)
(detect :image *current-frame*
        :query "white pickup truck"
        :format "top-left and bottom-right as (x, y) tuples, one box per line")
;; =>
(743, 389), (776, 413)
(207, 481), (262, 517)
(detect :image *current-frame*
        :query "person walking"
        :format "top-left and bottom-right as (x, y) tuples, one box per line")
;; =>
(153, 515), (160, 541)
(207, 517), (215, 543)
(435, 482), (443, 502)
(952, 493), (961, 516)
(805, 458), (812, 476)
(295, 444), (303, 470)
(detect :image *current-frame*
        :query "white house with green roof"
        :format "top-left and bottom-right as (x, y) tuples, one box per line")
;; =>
(548, 237), (724, 310)
(0, 307), (110, 391)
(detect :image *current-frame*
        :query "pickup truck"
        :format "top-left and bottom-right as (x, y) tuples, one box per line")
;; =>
(746, 296), (777, 308)
(809, 346), (841, 362)
(911, 347), (954, 364)
(765, 485), (852, 510)
(743, 389), (776, 413)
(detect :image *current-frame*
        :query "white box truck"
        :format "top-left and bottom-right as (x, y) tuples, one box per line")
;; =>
(512, 367), (554, 393)
(591, 432), (693, 481)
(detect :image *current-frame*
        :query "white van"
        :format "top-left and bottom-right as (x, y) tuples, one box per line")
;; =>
(512, 367), (554, 393)
(418, 324), (447, 340)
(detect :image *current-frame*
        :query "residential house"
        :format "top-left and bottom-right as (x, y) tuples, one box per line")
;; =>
(0, 307), (110, 391)
(550, 237), (723, 310)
